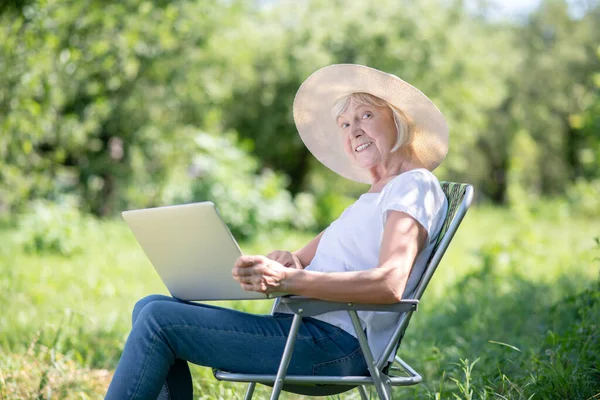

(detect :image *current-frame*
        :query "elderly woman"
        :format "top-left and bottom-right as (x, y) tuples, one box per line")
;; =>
(105, 64), (448, 399)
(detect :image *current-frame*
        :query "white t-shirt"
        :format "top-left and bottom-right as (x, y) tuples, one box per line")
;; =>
(278, 168), (447, 363)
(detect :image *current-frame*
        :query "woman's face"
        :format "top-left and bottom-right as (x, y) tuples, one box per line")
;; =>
(336, 101), (398, 169)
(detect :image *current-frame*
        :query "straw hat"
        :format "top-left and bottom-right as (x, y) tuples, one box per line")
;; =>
(293, 64), (449, 184)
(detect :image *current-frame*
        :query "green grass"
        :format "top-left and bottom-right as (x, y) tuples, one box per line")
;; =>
(0, 204), (598, 399)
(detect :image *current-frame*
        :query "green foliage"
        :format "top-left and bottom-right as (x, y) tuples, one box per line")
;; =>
(2, 0), (600, 395)
(570, 44), (600, 181)
(502, 1), (600, 196)
(217, 0), (516, 194)
(2, 0), (600, 218)
(303, 161), (369, 229)
(313, 191), (355, 231)
(468, 0), (600, 202)
(506, 129), (540, 212)
(530, 283), (600, 398)
(17, 199), (93, 256)
(1, 205), (599, 399)
(0, 0), (239, 215)
(187, 131), (316, 239)
(565, 178), (600, 217)
(449, 358), (480, 400)
(403, 230), (600, 399)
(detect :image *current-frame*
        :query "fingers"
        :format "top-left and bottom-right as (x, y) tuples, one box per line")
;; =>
(235, 274), (259, 285)
(239, 282), (254, 292)
(232, 266), (253, 278)
(239, 281), (267, 293)
(234, 255), (265, 268)
(266, 250), (285, 263)
(266, 250), (293, 267)
(232, 255), (285, 294)
(232, 255), (266, 280)
(234, 272), (266, 293)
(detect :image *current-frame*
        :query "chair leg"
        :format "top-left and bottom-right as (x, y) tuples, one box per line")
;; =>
(269, 314), (303, 400)
(372, 375), (392, 399)
(381, 383), (392, 399)
(348, 311), (392, 400)
(357, 385), (370, 400)
(243, 382), (256, 400)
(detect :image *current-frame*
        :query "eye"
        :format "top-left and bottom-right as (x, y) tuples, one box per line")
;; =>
(362, 112), (372, 119)
(340, 122), (350, 129)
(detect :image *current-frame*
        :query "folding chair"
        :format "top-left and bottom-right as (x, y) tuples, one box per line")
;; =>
(214, 182), (474, 400)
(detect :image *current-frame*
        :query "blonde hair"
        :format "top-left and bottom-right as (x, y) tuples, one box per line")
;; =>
(332, 92), (412, 152)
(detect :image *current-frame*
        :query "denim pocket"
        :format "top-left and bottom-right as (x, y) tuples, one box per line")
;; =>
(304, 317), (347, 343)
(311, 346), (368, 376)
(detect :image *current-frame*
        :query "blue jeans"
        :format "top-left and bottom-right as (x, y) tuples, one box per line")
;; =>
(105, 295), (368, 399)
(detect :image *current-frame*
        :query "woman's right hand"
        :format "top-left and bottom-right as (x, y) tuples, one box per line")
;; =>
(266, 250), (304, 270)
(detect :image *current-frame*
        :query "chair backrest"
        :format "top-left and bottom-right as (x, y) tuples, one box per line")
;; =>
(377, 182), (474, 365)
(411, 182), (474, 301)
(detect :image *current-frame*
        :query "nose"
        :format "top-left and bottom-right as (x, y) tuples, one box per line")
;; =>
(351, 125), (363, 139)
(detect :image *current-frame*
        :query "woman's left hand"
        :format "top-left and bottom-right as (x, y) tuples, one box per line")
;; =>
(232, 255), (290, 294)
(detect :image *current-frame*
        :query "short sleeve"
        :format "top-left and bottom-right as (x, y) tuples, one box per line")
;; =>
(379, 170), (447, 245)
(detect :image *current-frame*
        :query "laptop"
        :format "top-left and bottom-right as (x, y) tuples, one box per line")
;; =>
(122, 202), (275, 301)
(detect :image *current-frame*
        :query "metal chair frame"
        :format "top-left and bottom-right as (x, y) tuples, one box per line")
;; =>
(215, 183), (474, 400)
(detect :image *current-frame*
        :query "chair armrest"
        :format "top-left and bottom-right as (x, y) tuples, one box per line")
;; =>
(275, 296), (418, 317)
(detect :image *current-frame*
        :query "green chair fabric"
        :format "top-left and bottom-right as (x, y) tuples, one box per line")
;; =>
(435, 182), (471, 248)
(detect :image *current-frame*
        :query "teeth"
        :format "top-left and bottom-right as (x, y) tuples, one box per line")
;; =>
(355, 142), (373, 152)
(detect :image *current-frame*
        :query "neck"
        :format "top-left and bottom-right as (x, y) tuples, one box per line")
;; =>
(367, 146), (425, 190)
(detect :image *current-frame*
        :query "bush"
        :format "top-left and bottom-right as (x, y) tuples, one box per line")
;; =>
(566, 178), (600, 217)
(17, 200), (97, 256)
(313, 191), (355, 230)
(187, 131), (316, 239)
(530, 282), (600, 399)
(305, 160), (367, 230)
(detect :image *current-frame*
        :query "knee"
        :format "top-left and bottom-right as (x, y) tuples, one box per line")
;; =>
(133, 299), (180, 340)
(132, 294), (172, 324)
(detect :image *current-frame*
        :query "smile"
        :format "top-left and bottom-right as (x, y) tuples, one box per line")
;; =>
(355, 142), (373, 152)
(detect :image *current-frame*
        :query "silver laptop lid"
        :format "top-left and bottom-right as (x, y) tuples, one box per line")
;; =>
(122, 202), (265, 301)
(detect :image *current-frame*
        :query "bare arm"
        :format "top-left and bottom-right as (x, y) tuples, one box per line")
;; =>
(233, 211), (427, 304)
(266, 230), (325, 269)
(286, 211), (426, 303)
(292, 230), (325, 268)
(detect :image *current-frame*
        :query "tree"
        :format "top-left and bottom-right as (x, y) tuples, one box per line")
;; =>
(216, 0), (516, 197)
(495, 0), (600, 200)
(0, 0), (234, 215)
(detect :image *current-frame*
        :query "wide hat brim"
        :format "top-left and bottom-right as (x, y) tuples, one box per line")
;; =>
(293, 64), (449, 184)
